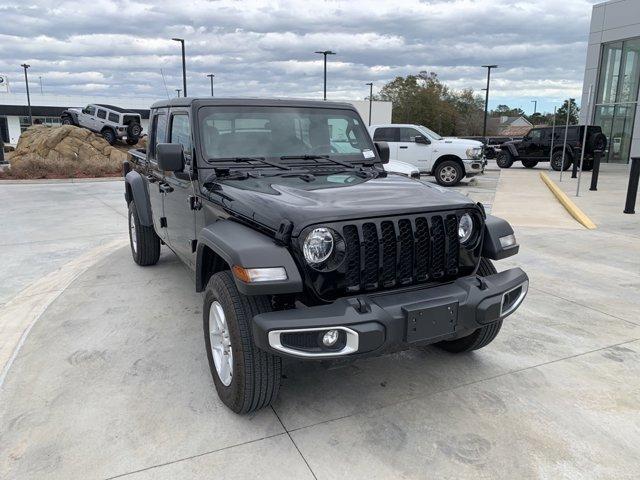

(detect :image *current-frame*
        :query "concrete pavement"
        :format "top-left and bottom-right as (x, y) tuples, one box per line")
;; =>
(1, 167), (640, 479)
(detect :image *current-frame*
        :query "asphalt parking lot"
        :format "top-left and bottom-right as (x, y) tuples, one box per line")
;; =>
(1, 165), (639, 479)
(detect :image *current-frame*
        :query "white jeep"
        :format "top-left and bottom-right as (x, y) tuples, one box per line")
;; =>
(61, 104), (143, 146)
(369, 124), (485, 186)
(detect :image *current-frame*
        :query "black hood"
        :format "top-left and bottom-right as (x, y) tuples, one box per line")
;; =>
(214, 173), (477, 236)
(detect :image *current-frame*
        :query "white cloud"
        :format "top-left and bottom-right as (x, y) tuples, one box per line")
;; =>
(0, 0), (598, 112)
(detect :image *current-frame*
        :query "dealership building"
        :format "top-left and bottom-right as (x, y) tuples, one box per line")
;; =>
(0, 89), (391, 146)
(581, 0), (640, 164)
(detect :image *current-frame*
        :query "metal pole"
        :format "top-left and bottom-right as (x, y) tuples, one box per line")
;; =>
(531, 100), (537, 115)
(482, 65), (498, 138)
(39, 76), (43, 94)
(548, 106), (557, 171)
(176, 89), (181, 98)
(576, 85), (593, 197)
(559, 98), (573, 182)
(624, 157), (640, 214)
(207, 74), (215, 97)
(172, 38), (187, 97)
(21, 64), (32, 126)
(0, 136), (4, 164)
(366, 82), (373, 126)
(590, 149), (602, 191)
(323, 53), (327, 100)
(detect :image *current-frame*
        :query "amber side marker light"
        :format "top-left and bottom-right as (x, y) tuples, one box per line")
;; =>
(232, 265), (288, 283)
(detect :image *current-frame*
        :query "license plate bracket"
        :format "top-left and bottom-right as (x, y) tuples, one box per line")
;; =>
(404, 301), (458, 343)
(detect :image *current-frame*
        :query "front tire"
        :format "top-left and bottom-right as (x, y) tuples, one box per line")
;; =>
(435, 258), (503, 353)
(61, 116), (74, 126)
(522, 160), (538, 169)
(203, 271), (282, 414)
(126, 138), (139, 146)
(434, 160), (463, 186)
(128, 201), (160, 266)
(496, 151), (513, 168)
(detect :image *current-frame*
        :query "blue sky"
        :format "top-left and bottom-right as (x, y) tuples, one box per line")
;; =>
(0, 0), (601, 114)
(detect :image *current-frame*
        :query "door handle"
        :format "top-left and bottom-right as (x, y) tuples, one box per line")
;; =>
(159, 183), (174, 194)
(399, 146), (408, 149)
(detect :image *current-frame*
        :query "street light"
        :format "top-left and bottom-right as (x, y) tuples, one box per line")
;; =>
(531, 100), (537, 115)
(366, 82), (373, 126)
(207, 74), (215, 97)
(314, 50), (336, 100)
(21, 63), (32, 126)
(39, 76), (43, 94)
(172, 38), (187, 97)
(481, 65), (498, 138)
(176, 89), (182, 98)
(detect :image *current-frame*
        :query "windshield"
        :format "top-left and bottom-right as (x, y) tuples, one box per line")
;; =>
(199, 106), (376, 163)
(419, 125), (443, 141)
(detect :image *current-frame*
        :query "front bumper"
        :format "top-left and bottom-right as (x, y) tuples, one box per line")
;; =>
(463, 158), (486, 177)
(253, 267), (528, 359)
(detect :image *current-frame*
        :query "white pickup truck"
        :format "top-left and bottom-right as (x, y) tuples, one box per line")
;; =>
(369, 124), (485, 186)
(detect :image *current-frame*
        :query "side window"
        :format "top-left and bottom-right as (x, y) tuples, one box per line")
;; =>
(97, 109), (106, 120)
(530, 129), (543, 141)
(169, 114), (192, 158)
(399, 127), (422, 142)
(86, 105), (96, 116)
(149, 113), (167, 162)
(373, 127), (397, 142)
(108, 112), (119, 123)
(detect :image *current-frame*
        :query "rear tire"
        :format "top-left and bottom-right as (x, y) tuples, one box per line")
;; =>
(434, 160), (463, 186)
(435, 258), (503, 353)
(203, 271), (282, 414)
(102, 129), (116, 145)
(522, 160), (538, 169)
(551, 150), (571, 171)
(128, 201), (161, 266)
(496, 151), (513, 168)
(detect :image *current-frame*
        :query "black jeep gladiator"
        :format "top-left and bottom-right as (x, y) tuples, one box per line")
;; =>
(124, 98), (528, 414)
(497, 125), (607, 171)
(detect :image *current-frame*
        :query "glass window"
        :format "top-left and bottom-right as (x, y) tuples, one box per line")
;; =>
(399, 127), (422, 142)
(97, 109), (106, 119)
(199, 106), (375, 161)
(373, 127), (397, 142)
(85, 105), (96, 115)
(149, 112), (167, 161)
(597, 42), (623, 104)
(170, 114), (192, 156)
(619, 38), (640, 103)
(529, 129), (543, 141)
(108, 112), (119, 123)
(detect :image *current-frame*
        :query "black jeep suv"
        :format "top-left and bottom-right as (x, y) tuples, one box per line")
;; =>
(124, 98), (528, 414)
(497, 126), (607, 171)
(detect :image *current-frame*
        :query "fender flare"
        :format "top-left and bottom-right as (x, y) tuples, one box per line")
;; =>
(124, 170), (153, 226)
(505, 143), (519, 157)
(196, 220), (303, 295)
(482, 215), (519, 260)
(62, 110), (79, 124)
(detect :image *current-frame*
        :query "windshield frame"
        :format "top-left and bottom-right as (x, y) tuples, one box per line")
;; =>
(417, 125), (443, 141)
(196, 104), (379, 167)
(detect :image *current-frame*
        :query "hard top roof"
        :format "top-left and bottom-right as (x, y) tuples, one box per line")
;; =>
(150, 97), (357, 110)
(94, 104), (140, 114)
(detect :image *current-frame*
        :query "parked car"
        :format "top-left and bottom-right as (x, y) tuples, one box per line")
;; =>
(497, 126), (607, 171)
(369, 124), (485, 186)
(61, 104), (143, 145)
(384, 158), (420, 178)
(124, 98), (528, 414)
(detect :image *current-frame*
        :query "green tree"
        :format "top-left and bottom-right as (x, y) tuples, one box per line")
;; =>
(554, 99), (580, 125)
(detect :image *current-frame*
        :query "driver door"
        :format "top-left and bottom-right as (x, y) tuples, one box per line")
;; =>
(397, 127), (432, 171)
(78, 105), (96, 129)
(523, 129), (544, 158)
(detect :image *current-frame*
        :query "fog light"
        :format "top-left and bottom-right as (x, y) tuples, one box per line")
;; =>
(322, 329), (339, 347)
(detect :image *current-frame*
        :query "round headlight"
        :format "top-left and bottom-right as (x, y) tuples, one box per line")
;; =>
(458, 213), (474, 244)
(303, 227), (334, 265)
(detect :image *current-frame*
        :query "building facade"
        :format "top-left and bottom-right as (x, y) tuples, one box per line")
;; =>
(581, 0), (640, 164)
(0, 91), (391, 146)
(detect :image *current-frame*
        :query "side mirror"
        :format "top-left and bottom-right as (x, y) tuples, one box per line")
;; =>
(414, 135), (430, 145)
(374, 141), (390, 164)
(157, 143), (185, 172)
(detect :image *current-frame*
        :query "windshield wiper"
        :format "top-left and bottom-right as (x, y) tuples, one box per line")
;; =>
(211, 156), (290, 170)
(279, 154), (355, 169)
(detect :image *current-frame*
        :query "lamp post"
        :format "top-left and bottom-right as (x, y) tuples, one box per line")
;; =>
(39, 76), (43, 94)
(176, 89), (181, 98)
(481, 65), (498, 138)
(366, 82), (373, 126)
(21, 63), (32, 126)
(531, 99), (537, 115)
(207, 74), (215, 97)
(314, 50), (336, 100)
(172, 38), (187, 97)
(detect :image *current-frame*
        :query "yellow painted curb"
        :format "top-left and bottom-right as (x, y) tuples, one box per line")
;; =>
(539, 172), (597, 230)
